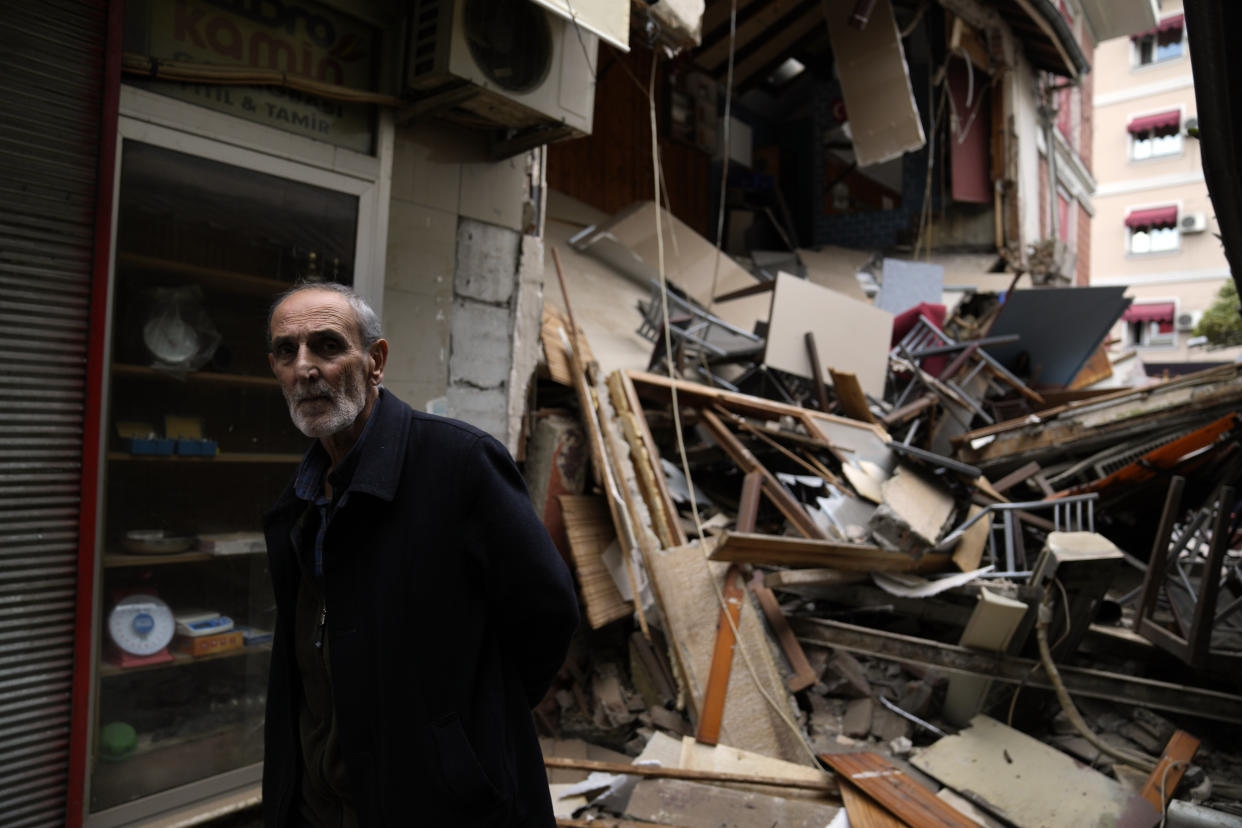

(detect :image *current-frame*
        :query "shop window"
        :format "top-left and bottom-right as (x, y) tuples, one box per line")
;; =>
(1132, 15), (1184, 66)
(1123, 302), (1176, 348)
(91, 138), (360, 814)
(1126, 205), (1179, 254)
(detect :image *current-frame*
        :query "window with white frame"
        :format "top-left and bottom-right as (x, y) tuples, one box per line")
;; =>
(1127, 206), (1179, 254)
(1129, 110), (1183, 159)
(1122, 302), (1176, 348)
(1132, 15), (1185, 66)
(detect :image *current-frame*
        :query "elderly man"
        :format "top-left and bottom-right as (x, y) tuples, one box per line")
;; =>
(261, 282), (578, 827)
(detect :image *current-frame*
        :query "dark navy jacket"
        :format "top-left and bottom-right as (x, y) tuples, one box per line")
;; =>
(262, 389), (579, 826)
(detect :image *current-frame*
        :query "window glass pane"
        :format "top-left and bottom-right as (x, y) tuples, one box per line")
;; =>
(1156, 39), (1183, 61)
(1151, 227), (1180, 252)
(1133, 136), (1152, 159)
(91, 141), (359, 812)
(1131, 229), (1151, 253)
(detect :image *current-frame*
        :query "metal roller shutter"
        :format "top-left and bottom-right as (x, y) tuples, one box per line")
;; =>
(0, 1), (107, 825)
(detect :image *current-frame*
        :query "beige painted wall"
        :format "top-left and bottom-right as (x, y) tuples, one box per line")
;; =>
(1092, 182), (1224, 281)
(1090, 0), (1233, 365)
(1093, 0), (1188, 99)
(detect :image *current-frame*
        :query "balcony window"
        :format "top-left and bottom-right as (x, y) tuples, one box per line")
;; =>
(1126, 206), (1179, 254)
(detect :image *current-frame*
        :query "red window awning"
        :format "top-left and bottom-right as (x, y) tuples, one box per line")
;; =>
(1125, 206), (1178, 230)
(1128, 110), (1181, 135)
(1123, 302), (1175, 323)
(1132, 14), (1184, 40)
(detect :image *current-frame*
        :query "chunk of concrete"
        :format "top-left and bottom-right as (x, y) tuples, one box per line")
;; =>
(868, 466), (956, 553)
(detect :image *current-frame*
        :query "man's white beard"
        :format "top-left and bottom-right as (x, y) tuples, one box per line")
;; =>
(284, 367), (366, 438)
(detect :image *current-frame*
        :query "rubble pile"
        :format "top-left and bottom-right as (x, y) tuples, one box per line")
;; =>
(523, 209), (1242, 828)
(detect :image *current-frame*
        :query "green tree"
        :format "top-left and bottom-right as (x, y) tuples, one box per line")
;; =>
(1194, 280), (1242, 347)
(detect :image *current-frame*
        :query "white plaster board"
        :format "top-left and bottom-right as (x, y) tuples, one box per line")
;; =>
(763, 272), (893, 398)
(823, 0), (925, 167)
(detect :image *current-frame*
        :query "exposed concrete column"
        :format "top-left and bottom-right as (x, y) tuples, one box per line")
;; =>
(447, 219), (545, 452)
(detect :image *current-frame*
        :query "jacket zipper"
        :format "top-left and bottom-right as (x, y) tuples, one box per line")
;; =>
(314, 601), (327, 649)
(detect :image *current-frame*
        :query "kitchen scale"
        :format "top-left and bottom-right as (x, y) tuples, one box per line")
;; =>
(106, 594), (175, 668)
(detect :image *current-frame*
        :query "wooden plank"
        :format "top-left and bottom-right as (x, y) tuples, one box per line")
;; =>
(735, 471), (763, 533)
(697, 0), (808, 71)
(699, 408), (826, 540)
(989, 461), (1042, 495)
(765, 568), (869, 591)
(696, 565), (746, 746)
(749, 571), (818, 692)
(544, 756), (836, 794)
(1138, 730), (1201, 813)
(1133, 476), (1185, 633)
(820, 752), (975, 828)
(559, 495), (632, 629)
(950, 505), (991, 572)
(840, 780), (911, 828)
(712, 531), (951, 573)
(881, 393), (937, 428)
(1190, 486), (1234, 665)
(611, 369), (687, 547)
(628, 369), (892, 442)
(806, 332), (834, 413)
(830, 369), (878, 424)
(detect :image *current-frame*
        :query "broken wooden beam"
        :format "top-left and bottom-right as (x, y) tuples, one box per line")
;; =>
(805, 332), (834, 414)
(543, 757), (838, 795)
(829, 368), (878, 424)
(710, 531), (951, 573)
(748, 570), (818, 693)
(819, 752), (976, 828)
(791, 616), (1242, 723)
(699, 409), (826, 540)
(696, 565), (746, 746)
(1139, 730), (1201, 816)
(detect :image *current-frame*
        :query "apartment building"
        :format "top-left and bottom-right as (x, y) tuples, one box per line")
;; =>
(1091, 0), (1239, 372)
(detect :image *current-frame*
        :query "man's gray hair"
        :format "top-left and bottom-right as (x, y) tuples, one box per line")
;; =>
(266, 281), (384, 350)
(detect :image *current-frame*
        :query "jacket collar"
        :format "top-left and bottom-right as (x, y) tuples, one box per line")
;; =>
(267, 387), (410, 520)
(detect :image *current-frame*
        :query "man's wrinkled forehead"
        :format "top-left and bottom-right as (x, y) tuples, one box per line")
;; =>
(269, 289), (362, 346)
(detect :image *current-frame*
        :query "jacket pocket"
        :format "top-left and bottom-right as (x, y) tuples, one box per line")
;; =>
(430, 713), (504, 811)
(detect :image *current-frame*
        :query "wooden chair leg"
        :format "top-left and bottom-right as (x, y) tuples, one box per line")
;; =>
(1133, 476), (1185, 632)
(1190, 485), (1234, 666)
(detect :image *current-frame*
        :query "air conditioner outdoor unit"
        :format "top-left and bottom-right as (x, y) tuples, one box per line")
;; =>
(403, 0), (598, 155)
(1185, 117), (1199, 133)
(1176, 310), (1202, 332)
(1181, 212), (1209, 233)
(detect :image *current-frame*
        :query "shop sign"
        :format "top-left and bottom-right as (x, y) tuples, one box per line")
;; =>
(127, 0), (379, 153)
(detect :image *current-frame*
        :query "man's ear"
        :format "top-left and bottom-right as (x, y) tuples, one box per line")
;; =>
(367, 339), (388, 386)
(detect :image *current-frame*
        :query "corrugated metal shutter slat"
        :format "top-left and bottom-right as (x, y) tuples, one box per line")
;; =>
(0, 1), (101, 820)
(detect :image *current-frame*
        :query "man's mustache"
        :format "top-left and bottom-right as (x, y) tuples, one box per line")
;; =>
(290, 381), (335, 402)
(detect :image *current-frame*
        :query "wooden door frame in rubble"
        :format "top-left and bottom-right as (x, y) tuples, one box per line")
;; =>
(624, 370), (894, 457)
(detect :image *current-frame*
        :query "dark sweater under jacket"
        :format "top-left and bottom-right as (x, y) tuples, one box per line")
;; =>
(262, 389), (579, 827)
